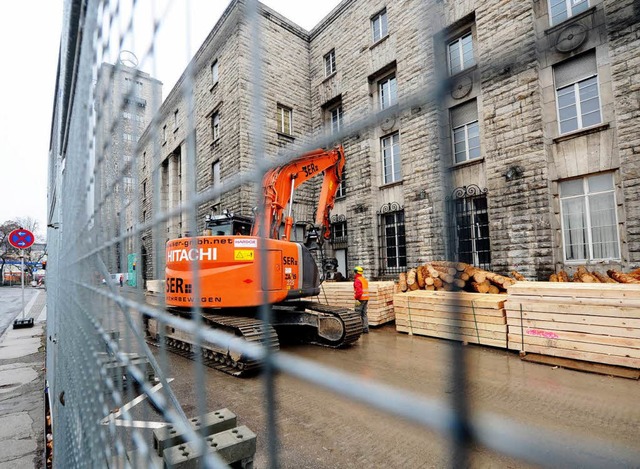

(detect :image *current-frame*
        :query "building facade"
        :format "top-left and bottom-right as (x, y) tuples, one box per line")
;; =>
(138, 0), (640, 282)
(94, 60), (162, 274)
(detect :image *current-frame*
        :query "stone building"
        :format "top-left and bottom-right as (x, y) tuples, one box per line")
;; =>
(137, 0), (640, 282)
(94, 58), (162, 274)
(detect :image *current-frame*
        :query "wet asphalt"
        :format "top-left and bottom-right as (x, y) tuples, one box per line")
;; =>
(130, 321), (640, 468)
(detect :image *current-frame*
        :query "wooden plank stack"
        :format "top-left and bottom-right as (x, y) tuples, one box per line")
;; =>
(505, 282), (640, 369)
(308, 281), (396, 326)
(394, 290), (508, 348)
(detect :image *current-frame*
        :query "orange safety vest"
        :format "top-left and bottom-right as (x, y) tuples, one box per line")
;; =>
(354, 274), (370, 301)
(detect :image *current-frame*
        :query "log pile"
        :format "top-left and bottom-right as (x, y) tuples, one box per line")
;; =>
(307, 281), (396, 326)
(398, 261), (521, 295)
(549, 266), (640, 284)
(394, 290), (508, 348)
(505, 282), (640, 369)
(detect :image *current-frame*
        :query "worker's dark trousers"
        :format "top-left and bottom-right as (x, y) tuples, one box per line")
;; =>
(355, 300), (369, 332)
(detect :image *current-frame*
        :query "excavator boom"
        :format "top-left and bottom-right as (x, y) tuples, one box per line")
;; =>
(253, 146), (345, 242)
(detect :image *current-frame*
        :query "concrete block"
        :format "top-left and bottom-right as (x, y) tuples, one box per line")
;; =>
(153, 408), (236, 456)
(97, 353), (155, 389)
(163, 425), (256, 469)
(126, 449), (163, 468)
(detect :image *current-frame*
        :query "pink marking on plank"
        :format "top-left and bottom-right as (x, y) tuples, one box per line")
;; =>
(526, 329), (559, 339)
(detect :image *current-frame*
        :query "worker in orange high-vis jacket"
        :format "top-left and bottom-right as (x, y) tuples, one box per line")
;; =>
(353, 266), (370, 333)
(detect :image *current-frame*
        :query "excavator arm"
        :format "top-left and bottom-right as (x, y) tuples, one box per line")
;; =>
(252, 146), (345, 242)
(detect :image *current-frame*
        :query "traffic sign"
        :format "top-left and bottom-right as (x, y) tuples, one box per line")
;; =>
(8, 228), (35, 249)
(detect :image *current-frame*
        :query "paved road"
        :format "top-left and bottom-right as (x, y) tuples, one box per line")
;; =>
(0, 286), (37, 337)
(119, 321), (640, 468)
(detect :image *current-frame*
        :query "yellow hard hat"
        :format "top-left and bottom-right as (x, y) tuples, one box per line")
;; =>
(354, 266), (363, 273)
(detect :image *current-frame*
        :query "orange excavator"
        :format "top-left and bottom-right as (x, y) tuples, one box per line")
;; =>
(146, 146), (362, 375)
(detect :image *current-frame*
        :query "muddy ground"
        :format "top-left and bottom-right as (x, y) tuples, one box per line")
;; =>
(132, 323), (640, 468)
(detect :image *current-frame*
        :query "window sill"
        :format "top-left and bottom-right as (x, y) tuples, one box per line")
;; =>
(277, 132), (295, 142)
(562, 258), (621, 266)
(322, 72), (337, 84)
(173, 128), (179, 134)
(452, 157), (484, 169)
(209, 82), (219, 92)
(545, 6), (596, 35)
(369, 34), (389, 50)
(380, 180), (403, 190)
(210, 138), (221, 149)
(162, 141), (167, 147)
(553, 122), (609, 144)
(448, 64), (477, 80)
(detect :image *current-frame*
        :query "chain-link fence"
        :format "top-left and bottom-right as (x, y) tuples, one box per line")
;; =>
(47, 0), (640, 467)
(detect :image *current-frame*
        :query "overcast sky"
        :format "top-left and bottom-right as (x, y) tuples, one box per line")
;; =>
(0, 0), (341, 239)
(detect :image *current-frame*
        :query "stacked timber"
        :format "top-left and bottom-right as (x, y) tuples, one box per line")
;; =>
(308, 281), (396, 326)
(398, 261), (521, 295)
(505, 282), (640, 369)
(145, 279), (165, 306)
(394, 290), (508, 348)
(549, 265), (640, 283)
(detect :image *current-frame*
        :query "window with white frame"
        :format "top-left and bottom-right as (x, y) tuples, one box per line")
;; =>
(123, 176), (134, 194)
(448, 32), (475, 75)
(554, 52), (601, 134)
(211, 160), (221, 206)
(331, 218), (347, 243)
(371, 9), (388, 43)
(549, 0), (589, 26)
(324, 49), (336, 77)
(211, 60), (219, 86)
(162, 125), (167, 142)
(211, 112), (220, 141)
(560, 172), (620, 261)
(330, 105), (343, 135)
(174, 109), (178, 128)
(379, 74), (397, 110)
(382, 132), (401, 184)
(277, 103), (292, 135)
(451, 99), (480, 164)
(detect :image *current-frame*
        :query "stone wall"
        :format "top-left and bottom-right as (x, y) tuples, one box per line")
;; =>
(134, 0), (640, 283)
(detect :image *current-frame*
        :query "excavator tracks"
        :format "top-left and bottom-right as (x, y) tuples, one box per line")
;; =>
(145, 302), (362, 377)
(273, 301), (363, 348)
(146, 312), (279, 377)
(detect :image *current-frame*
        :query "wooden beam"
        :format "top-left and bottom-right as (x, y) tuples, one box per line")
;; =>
(519, 352), (640, 379)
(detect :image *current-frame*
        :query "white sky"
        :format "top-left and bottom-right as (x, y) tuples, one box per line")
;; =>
(1, 0), (341, 239)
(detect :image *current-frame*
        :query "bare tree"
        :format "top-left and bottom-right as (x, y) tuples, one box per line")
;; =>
(14, 216), (44, 242)
(0, 220), (20, 284)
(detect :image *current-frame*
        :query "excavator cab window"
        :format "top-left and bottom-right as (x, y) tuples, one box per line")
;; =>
(232, 222), (251, 236)
(204, 214), (253, 236)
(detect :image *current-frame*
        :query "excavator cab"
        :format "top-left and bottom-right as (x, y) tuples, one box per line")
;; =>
(203, 210), (253, 236)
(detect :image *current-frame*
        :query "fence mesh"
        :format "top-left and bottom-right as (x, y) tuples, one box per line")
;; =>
(46, 0), (640, 468)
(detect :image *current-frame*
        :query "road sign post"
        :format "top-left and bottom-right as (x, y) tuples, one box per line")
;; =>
(8, 228), (35, 329)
